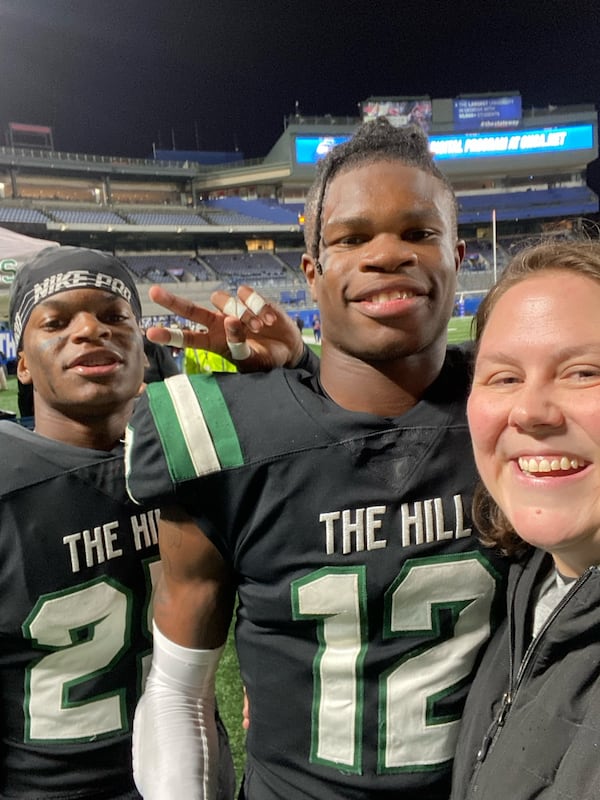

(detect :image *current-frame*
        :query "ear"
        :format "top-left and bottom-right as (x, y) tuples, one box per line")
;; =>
(301, 254), (319, 303)
(16, 353), (33, 385)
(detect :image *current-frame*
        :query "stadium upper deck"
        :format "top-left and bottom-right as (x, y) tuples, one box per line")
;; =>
(0, 92), (598, 321)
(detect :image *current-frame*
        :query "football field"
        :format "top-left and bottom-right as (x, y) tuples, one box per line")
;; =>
(447, 315), (474, 345)
(303, 314), (474, 351)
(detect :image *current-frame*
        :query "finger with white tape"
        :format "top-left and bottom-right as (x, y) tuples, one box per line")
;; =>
(222, 297), (248, 319)
(244, 291), (266, 316)
(227, 340), (252, 361)
(163, 328), (185, 349)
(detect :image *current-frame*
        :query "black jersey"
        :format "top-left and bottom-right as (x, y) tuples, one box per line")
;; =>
(0, 422), (160, 799)
(126, 347), (507, 800)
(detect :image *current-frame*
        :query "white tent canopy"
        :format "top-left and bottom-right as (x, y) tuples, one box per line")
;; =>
(0, 226), (58, 265)
(0, 227), (59, 319)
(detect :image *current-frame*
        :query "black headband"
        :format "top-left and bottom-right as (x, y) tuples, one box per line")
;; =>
(9, 246), (142, 349)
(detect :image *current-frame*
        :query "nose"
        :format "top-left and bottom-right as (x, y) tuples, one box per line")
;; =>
(360, 234), (418, 273)
(70, 312), (111, 341)
(508, 384), (565, 432)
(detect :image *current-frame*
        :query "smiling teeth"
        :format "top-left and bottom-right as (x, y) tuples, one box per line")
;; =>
(518, 456), (585, 473)
(368, 290), (415, 303)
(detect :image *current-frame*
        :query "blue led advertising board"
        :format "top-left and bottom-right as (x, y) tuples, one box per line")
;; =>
(453, 95), (522, 131)
(295, 135), (351, 164)
(429, 124), (594, 161)
(295, 124), (594, 165)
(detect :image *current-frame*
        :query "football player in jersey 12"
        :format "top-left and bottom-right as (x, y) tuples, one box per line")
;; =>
(0, 246), (238, 799)
(125, 119), (508, 800)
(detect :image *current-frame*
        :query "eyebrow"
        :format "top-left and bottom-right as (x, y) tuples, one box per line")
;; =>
(323, 214), (372, 229)
(324, 207), (444, 230)
(476, 343), (600, 366)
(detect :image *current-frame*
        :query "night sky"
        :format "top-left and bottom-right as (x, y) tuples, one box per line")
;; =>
(1, 0), (600, 161)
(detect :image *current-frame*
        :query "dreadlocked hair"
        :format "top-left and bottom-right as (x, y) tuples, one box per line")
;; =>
(303, 118), (457, 259)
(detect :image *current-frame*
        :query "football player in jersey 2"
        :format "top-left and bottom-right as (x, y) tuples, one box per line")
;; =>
(126, 119), (507, 800)
(0, 246), (236, 799)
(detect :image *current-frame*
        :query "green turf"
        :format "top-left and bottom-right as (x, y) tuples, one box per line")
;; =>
(307, 317), (473, 351)
(0, 375), (18, 415)
(447, 315), (474, 345)
(216, 620), (246, 788)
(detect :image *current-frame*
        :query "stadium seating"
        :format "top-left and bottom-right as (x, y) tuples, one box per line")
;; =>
(51, 209), (127, 225)
(201, 251), (291, 289)
(0, 103), (597, 328)
(200, 198), (299, 226)
(277, 250), (304, 274)
(125, 212), (210, 227)
(0, 207), (51, 224)
(457, 185), (597, 224)
(121, 254), (202, 283)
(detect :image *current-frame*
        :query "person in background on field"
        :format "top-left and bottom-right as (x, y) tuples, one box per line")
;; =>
(0, 345), (8, 390)
(312, 314), (321, 343)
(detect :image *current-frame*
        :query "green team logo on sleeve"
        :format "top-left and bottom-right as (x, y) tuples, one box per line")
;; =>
(147, 374), (244, 482)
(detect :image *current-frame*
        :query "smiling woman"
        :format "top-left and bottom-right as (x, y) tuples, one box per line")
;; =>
(451, 238), (600, 800)
(469, 267), (600, 575)
(469, 240), (600, 572)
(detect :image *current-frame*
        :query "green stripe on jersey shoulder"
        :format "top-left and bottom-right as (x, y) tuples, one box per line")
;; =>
(187, 373), (245, 468)
(147, 373), (244, 483)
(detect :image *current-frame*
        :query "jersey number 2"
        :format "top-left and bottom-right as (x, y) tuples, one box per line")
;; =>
(22, 560), (160, 743)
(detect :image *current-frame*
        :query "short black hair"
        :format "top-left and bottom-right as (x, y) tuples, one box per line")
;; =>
(303, 118), (457, 259)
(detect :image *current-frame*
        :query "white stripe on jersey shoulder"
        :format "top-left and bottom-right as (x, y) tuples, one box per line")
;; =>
(165, 373), (221, 476)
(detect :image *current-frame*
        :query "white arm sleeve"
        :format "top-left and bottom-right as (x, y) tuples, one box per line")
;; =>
(133, 622), (225, 799)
